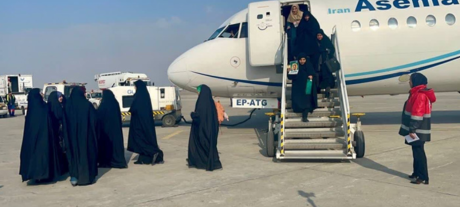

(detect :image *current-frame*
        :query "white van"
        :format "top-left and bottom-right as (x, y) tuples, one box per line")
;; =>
(43, 82), (87, 101)
(109, 86), (182, 127)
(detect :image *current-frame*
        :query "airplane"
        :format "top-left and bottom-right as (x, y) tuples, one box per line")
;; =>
(168, 0), (460, 108)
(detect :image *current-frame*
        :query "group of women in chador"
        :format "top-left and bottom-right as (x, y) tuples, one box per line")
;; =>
(286, 4), (336, 122)
(20, 80), (222, 186)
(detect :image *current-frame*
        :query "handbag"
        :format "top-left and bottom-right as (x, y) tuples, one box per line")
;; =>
(305, 79), (313, 95)
(325, 57), (341, 73)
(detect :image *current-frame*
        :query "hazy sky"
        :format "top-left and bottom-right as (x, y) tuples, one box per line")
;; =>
(0, 0), (252, 89)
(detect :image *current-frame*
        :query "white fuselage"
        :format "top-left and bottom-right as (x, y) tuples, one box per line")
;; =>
(168, 0), (460, 98)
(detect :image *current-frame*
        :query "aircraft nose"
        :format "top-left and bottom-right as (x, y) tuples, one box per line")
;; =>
(168, 57), (191, 88)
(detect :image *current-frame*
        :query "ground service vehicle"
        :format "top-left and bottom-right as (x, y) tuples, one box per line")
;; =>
(109, 86), (182, 127)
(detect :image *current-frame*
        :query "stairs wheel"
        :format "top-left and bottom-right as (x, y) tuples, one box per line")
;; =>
(354, 131), (365, 158)
(265, 119), (276, 157)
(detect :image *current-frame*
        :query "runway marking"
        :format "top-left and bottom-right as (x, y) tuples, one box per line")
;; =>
(429, 161), (454, 171)
(162, 130), (183, 140)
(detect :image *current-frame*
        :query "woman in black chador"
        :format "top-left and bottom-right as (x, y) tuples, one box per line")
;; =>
(317, 29), (336, 98)
(187, 85), (222, 171)
(63, 87), (98, 186)
(19, 89), (67, 183)
(47, 91), (69, 177)
(127, 80), (164, 165)
(288, 54), (318, 122)
(48, 91), (66, 150)
(97, 90), (128, 169)
(295, 11), (321, 71)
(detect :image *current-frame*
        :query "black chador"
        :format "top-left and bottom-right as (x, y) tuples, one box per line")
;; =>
(127, 80), (164, 165)
(19, 89), (67, 183)
(63, 88), (98, 186)
(288, 54), (318, 122)
(187, 85), (222, 171)
(97, 90), (128, 169)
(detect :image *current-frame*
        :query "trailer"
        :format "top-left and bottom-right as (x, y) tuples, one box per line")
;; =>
(109, 86), (182, 127)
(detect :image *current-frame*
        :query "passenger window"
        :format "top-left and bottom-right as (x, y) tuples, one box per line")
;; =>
(426, 15), (436, 27)
(370, 19), (379, 31)
(351, 20), (361, 32)
(122, 95), (134, 108)
(240, 23), (248, 38)
(446, 13), (456, 25)
(208, 27), (225, 41)
(407, 16), (417, 28)
(44, 86), (57, 101)
(160, 88), (165, 99)
(388, 18), (398, 29)
(219, 24), (240, 38)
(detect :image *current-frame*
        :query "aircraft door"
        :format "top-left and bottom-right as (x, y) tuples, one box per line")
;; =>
(248, 1), (282, 67)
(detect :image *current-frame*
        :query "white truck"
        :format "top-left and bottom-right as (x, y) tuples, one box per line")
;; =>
(0, 74), (33, 114)
(42, 81), (87, 101)
(94, 72), (153, 89)
(86, 90), (102, 109)
(109, 86), (182, 127)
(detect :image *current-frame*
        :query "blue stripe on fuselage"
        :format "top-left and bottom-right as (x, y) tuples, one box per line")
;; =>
(345, 49), (460, 78)
(191, 54), (460, 87)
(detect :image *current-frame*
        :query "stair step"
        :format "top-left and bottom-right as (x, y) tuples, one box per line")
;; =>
(286, 99), (340, 109)
(280, 150), (350, 160)
(284, 128), (345, 138)
(284, 117), (342, 128)
(287, 79), (337, 85)
(285, 108), (341, 118)
(286, 92), (338, 99)
(284, 139), (346, 150)
(286, 82), (338, 89)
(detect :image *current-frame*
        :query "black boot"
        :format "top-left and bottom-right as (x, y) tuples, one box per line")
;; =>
(325, 87), (331, 99)
(151, 153), (164, 165)
(302, 111), (309, 122)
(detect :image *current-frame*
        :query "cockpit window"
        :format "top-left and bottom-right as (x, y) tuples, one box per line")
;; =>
(219, 24), (240, 38)
(208, 27), (225, 40)
(240, 23), (248, 38)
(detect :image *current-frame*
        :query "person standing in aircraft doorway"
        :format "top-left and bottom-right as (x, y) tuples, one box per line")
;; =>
(399, 73), (436, 185)
(286, 4), (303, 62)
(295, 11), (321, 72)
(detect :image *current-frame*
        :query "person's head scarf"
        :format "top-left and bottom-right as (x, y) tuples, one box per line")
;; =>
(297, 53), (308, 64)
(101, 90), (117, 105)
(27, 88), (44, 107)
(410, 73), (428, 88)
(48, 91), (64, 120)
(130, 80), (153, 113)
(287, 4), (303, 23)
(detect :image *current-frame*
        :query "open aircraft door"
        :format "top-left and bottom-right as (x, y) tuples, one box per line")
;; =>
(248, 1), (283, 67)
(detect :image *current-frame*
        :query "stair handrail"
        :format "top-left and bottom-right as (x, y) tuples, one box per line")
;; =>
(332, 26), (353, 157)
(278, 33), (288, 158)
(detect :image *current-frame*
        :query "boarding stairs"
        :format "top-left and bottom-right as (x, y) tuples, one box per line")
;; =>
(272, 31), (361, 160)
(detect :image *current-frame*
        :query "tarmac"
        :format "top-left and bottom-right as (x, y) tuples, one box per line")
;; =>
(0, 91), (459, 207)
